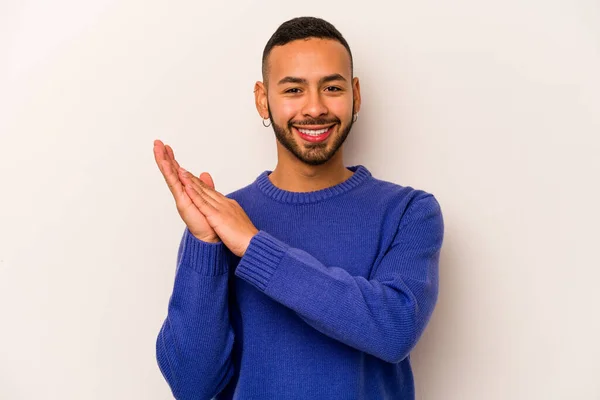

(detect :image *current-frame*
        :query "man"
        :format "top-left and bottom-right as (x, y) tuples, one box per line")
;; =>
(153, 16), (444, 400)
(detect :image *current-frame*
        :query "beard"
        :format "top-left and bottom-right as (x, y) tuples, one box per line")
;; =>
(268, 104), (355, 166)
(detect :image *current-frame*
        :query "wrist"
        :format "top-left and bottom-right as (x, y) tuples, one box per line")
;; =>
(240, 229), (260, 257)
(193, 233), (221, 244)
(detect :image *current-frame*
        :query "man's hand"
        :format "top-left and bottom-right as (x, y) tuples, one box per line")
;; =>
(153, 139), (220, 243)
(178, 167), (259, 257)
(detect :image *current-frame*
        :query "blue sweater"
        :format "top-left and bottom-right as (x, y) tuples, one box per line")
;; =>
(156, 165), (444, 400)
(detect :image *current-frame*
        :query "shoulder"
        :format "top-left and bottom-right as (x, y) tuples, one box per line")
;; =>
(224, 178), (263, 210)
(225, 183), (254, 202)
(362, 173), (441, 218)
(365, 175), (444, 251)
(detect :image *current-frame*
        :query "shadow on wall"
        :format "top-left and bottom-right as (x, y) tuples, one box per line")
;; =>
(341, 71), (462, 399)
(410, 220), (465, 399)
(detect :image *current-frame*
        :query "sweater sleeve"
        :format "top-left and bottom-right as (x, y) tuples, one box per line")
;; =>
(156, 227), (235, 400)
(234, 194), (443, 364)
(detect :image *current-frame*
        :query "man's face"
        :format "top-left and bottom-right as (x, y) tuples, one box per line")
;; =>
(260, 38), (360, 166)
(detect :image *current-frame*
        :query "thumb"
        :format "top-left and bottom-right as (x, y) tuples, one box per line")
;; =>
(198, 172), (215, 189)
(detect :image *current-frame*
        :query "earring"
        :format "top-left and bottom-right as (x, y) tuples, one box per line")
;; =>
(262, 118), (272, 127)
(352, 113), (359, 123)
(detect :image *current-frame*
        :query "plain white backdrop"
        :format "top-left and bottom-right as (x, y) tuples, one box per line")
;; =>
(1, 1), (599, 399)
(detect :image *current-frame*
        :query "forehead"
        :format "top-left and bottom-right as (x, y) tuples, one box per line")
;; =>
(267, 38), (351, 84)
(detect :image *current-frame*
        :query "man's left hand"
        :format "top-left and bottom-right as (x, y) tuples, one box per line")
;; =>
(178, 167), (259, 257)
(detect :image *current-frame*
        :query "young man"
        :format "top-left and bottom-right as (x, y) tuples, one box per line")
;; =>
(153, 16), (444, 400)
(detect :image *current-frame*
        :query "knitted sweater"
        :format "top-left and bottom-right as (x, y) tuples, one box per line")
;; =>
(156, 165), (444, 400)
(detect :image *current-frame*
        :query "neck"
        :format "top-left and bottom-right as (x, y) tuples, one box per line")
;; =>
(268, 144), (354, 192)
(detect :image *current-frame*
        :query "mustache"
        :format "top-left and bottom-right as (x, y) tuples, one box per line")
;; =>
(288, 117), (340, 127)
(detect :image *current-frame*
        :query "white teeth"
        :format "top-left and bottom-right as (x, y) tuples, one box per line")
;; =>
(297, 127), (329, 135)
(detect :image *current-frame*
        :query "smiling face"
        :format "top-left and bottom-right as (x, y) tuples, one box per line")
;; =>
(255, 38), (361, 166)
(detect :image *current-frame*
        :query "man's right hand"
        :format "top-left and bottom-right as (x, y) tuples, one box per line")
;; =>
(153, 139), (220, 243)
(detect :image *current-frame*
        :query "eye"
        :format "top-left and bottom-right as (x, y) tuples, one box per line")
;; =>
(285, 88), (302, 94)
(325, 86), (342, 92)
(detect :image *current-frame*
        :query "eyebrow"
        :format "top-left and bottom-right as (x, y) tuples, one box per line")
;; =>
(277, 73), (347, 86)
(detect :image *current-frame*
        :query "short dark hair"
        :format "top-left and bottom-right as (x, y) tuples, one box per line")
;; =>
(262, 17), (353, 83)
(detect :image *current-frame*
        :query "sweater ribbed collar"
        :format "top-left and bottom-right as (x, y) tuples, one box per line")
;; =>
(254, 165), (372, 204)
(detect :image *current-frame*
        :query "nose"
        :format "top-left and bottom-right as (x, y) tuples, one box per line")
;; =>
(301, 90), (328, 118)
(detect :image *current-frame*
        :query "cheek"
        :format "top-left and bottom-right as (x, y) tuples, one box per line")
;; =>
(273, 100), (300, 121)
(327, 97), (353, 120)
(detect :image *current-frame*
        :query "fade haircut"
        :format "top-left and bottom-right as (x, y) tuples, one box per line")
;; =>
(261, 17), (354, 84)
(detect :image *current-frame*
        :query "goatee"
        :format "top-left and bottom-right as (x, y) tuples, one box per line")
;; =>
(268, 105), (355, 166)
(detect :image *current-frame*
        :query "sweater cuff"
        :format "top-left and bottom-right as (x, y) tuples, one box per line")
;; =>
(234, 230), (288, 291)
(179, 228), (228, 276)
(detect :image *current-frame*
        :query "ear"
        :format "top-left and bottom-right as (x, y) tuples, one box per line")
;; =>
(352, 77), (361, 114)
(254, 81), (269, 119)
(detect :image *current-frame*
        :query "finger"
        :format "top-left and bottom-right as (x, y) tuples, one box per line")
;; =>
(179, 169), (221, 205)
(154, 140), (186, 201)
(199, 172), (215, 189)
(164, 145), (215, 191)
(162, 142), (215, 191)
(163, 144), (191, 201)
(153, 140), (174, 181)
(153, 140), (167, 175)
(184, 180), (218, 214)
(185, 170), (223, 200)
(165, 144), (182, 171)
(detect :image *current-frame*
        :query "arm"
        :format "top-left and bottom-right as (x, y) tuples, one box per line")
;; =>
(234, 194), (444, 364)
(156, 228), (235, 400)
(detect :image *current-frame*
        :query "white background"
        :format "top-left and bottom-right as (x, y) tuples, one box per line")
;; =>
(1, 1), (599, 399)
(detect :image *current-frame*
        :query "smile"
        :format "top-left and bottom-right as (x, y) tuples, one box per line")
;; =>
(297, 127), (329, 136)
(293, 125), (335, 143)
